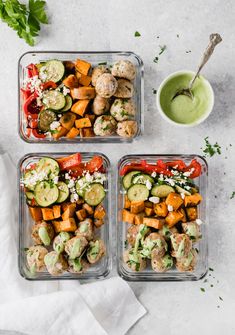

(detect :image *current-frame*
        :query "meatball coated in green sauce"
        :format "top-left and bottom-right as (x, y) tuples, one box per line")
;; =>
(44, 251), (68, 276)
(123, 249), (147, 272)
(182, 221), (202, 242)
(53, 232), (71, 253)
(176, 248), (198, 272)
(31, 221), (54, 246)
(75, 218), (94, 241)
(86, 239), (106, 264)
(65, 236), (88, 259)
(141, 233), (167, 259)
(26, 245), (48, 274)
(170, 233), (192, 258)
(68, 258), (90, 274)
(151, 254), (174, 272)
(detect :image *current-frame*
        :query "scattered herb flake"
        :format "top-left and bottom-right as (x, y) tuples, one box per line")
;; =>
(177, 34), (179, 38)
(152, 88), (157, 95)
(210, 284), (214, 287)
(200, 288), (205, 292)
(217, 305), (220, 308)
(134, 31), (141, 37)
(203, 279), (208, 283)
(98, 62), (107, 66)
(153, 56), (159, 63)
(202, 137), (221, 157)
(186, 50), (192, 53)
(124, 240), (128, 248)
(219, 296), (223, 301)
(209, 267), (214, 271)
(159, 45), (166, 55)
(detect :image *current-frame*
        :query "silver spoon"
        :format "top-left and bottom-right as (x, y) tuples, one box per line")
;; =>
(172, 33), (222, 100)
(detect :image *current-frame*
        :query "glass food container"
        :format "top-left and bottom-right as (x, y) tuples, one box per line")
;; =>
(18, 51), (144, 143)
(18, 152), (111, 280)
(117, 154), (208, 281)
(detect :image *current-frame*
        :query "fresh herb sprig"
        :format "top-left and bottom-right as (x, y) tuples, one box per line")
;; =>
(0, 0), (48, 46)
(134, 31), (141, 37)
(153, 45), (167, 64)
(230, 192), (235, 199)
(201, 137), (221, 157)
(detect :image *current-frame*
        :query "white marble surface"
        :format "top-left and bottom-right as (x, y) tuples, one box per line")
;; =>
(0, 0), (235, 334)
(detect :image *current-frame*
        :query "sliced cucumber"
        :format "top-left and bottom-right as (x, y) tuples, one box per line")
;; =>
(38, 110), (56, 132)
(151, 185), (174, 198)
(39, 60), (65, 83)
(127, 184), (149, 202)
(34, 181), (59, 207)
(36, 157), (60, 177)
(175, 185), (191, 195)
(84, 183), (105, 206)
(56, 181), (69, 203)
(60, 95), (72, 112)
(42, 90), (66, 110)
(122, 171), (140, 190)
(25, 191), (34, 200)
(23, 170), (36, 191)
(76, 177), (90, 198)
(132, 173), (154, 185)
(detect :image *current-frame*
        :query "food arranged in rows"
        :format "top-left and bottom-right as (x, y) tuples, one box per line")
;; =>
(120, 159), (203, 273)
(21, 153), (108, 276)
(21, 58), (138, 140)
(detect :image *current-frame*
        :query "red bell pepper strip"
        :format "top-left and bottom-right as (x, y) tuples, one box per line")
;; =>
(120, 161), (173, 177)
(57, 153), (82, 171)
(41, 81), (57, 90)
(27, 63), (39, 78)
(23, 92), (39, 116)
(32, 129), (46, 139)
(165, 160), (187, 170)
(21, 88), (32, 101)
(182, 159), (202, 178)
(84, 156), (104, 173)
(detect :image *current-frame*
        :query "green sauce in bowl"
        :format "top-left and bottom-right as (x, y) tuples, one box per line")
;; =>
(157, 71), (214, 126)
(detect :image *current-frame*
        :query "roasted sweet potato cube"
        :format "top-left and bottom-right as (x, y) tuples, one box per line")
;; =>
(134, 213), (144, 225)
(83, 203), (94, 215)
(53, 205), (61, 219)
(76, 87), (96, 100)
(52, 218), (77, 233)
(179, 208), (187, 223)
(94, 219), (104, 228)
(61, 202), (71, 212)
(143, 217), (165, 230)
(52, 126), (68, 140)
(78, 74), (92, 86)
(41, 208), (54, 221)
(94, 204), (106, 219)
(165, 210), (184, 228)
(184, 193), (202, 207)
(71, 100), (89, 116)
(130, 201), (145, 214)
(144, 201), (153, 208)
(75, 118), (92, 129)
(124, 195), (131, 209)
(64, 61), (75, 72)
(76, 208), (87, 221)
(84, 114), (96, 124)
(62, 203), (76, 220)
(66, 127), (80, 139)
(80, 127), (95, 137)
(166, 193), (184, 210)
(60, 112), (76, 130)
(75, 59), (91, 75)
(122, 209), (135, 224)
(145, 207), (155, 216)
(154, 202), (168, 217)
(63, 74), (79, 88)
(186, 207), (198, 221)
(28, 206), (42, 221)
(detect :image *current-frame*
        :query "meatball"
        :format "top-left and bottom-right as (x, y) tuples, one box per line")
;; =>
(116, 120), (137, 138)
(75, 218), (94, 241)
(44, 251), (68, 276)
(92, 95), (110, 115)
(170, 233), (192, 258)
(158, 225), (178, 241)
(95, 73), (117, 98)
(175, 248), (197, 272)
(182, 221), (201, 243)
(114, 79), (134, 98)
(65, 236), (88, 259)
(110, 99), (135, 121)
(111, 60), (136, 81)
(26, 245), (48, 274)
(91, 65), (110, 86)
(53, 232), (71, 253)
(86, 239), (106, 264)
(141, 233), (167, 259)
(127, 225), (139, 247)
(151, 254), (174, 272)
(68, 258), (90, 274)
(123, 249), (146, 272)
(93, 115), (117, 136)
(31, 221), (54, 246)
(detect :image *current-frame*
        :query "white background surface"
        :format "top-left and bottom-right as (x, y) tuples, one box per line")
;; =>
(0, 0), (235, 334)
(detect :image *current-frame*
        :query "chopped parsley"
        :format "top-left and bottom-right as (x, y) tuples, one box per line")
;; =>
(202, 137), (221, 157)
(200, 288), (205, 292)
(134, 31), (141, 37)
(219, 296), (223, 301)
(98, 62), (107, 66)
(186, 50), (192, 53)
(209, 267), (214, 271)
(230, 192), (235, 199)
(177, 34), (179, 38)
(152, 88), (157, 94)
(153, 45), (167, 63)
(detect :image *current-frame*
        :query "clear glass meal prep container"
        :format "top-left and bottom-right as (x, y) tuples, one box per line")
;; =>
(18, 152), (111, 281)
(18, 51), (144, 143)
(117, 154), (208, 281)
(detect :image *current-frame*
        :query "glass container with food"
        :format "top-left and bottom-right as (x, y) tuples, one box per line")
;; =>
(117, 154), (208, 281)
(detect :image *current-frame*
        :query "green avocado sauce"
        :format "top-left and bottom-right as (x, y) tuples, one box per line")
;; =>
(159, 73), (213, 124)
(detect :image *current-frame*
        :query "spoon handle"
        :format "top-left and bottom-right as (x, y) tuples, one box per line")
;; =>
(189, 33), (222, 89)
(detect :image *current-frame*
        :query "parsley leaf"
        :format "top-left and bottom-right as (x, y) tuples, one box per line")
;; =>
(134, 31), (141, 37)
(200, 288), (205, 292)
(230, 192), (235, 199)
(153, 45), (167, 64)
(0, 0), (48, 46)
(202, 137), (221, 157)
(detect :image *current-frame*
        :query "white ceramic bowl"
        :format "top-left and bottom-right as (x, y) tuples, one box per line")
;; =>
(156, 70), (214, 127)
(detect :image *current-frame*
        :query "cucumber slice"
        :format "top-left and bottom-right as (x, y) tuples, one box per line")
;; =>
(175, 185), (191, 195)
(42, 90), (66, 110)
(151, 185), (174, 198)
(132, 173), (154, 185)
(38, 110), (56, 132)
(25, 191), (34, 200)
(127, 184), (149, 201)
(76, 177), (90, 198)
(56, 181), (69, 203)
(84, 183), (105, 206)
(34, 181), (59, 207)
(60, 95), (72, 112)
(23, 170), (36, 191)
(36, 157), (60, 177)
(39, 60), (65, 83)
(122, 171), (140, 189)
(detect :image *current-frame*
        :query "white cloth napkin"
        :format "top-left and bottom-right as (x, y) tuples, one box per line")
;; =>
(0, 153), (146, 335)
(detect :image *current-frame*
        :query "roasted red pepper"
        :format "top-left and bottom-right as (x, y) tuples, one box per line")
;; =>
(32, 129), (46, 139)
(27, 63), (39, 77)
(120, 160), (173, 177)
(57, 153), (82, 171)
(84, 156), (104, 173)
(165, 160), (187, 170)
(23, 92), (40, 116)
(41, 81), (57, 90)
(21, 88), (32, 101)
(182, 159), (202, 178)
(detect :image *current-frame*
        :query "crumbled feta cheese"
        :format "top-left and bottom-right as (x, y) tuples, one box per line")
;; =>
(58, 114), (62, 118)
(53, 176), (59, 184)
(65, 173), (70, 180)
(22, 170), (48, 189)
(183, 171), (191, 177)
(185, 186), (191, 190)
(93, 172), (107, 184)
(180, 193), (185, 199)
(36, 97), (42, 106)
(151, 171), (157, 178)
(173, 165), (178, 169)
(167, 205), (174, 212)
(149, 196), (160, 204)
(159, 174), (164, 181)
(85, 172), (93, 183)
(145, 180), (152, 190)
(67, 179), (75, 189)
(70, 193), (79, 203)
(63, 86), (70, 96)
(172, 169), (180, 176)
(165, 178), (175, 187)
(196, 219), (203, 225)
(120, 190), (127, 194)
(50, 121), (61, 131)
